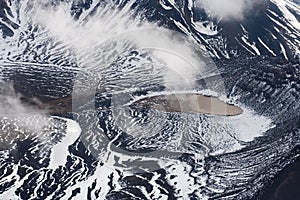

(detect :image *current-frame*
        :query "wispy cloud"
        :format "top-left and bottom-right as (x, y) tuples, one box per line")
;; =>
(31, 1), (207, 90)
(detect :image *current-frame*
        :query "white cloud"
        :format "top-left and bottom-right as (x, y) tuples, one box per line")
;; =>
(196, 0), (261, 20)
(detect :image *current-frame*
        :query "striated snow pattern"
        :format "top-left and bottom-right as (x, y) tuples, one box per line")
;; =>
(0, 0), (299, 199)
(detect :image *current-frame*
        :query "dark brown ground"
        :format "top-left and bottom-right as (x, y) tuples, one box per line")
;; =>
(135, 93), (243, 116)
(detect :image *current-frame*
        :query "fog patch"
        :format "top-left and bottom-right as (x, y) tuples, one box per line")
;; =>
(0, 81), (48, 133)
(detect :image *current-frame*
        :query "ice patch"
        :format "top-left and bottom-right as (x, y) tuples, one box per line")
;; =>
(192, 21), (219, 36)
(48, 118), (81, 169)
(228, 108), (275, 142)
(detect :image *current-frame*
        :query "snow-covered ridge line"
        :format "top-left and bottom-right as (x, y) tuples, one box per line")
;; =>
(258, 37), (277, 56)
(270, 0), (300, 31)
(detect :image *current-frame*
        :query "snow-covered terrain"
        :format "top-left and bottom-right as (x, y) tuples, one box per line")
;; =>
(0, 0), (299, 199)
